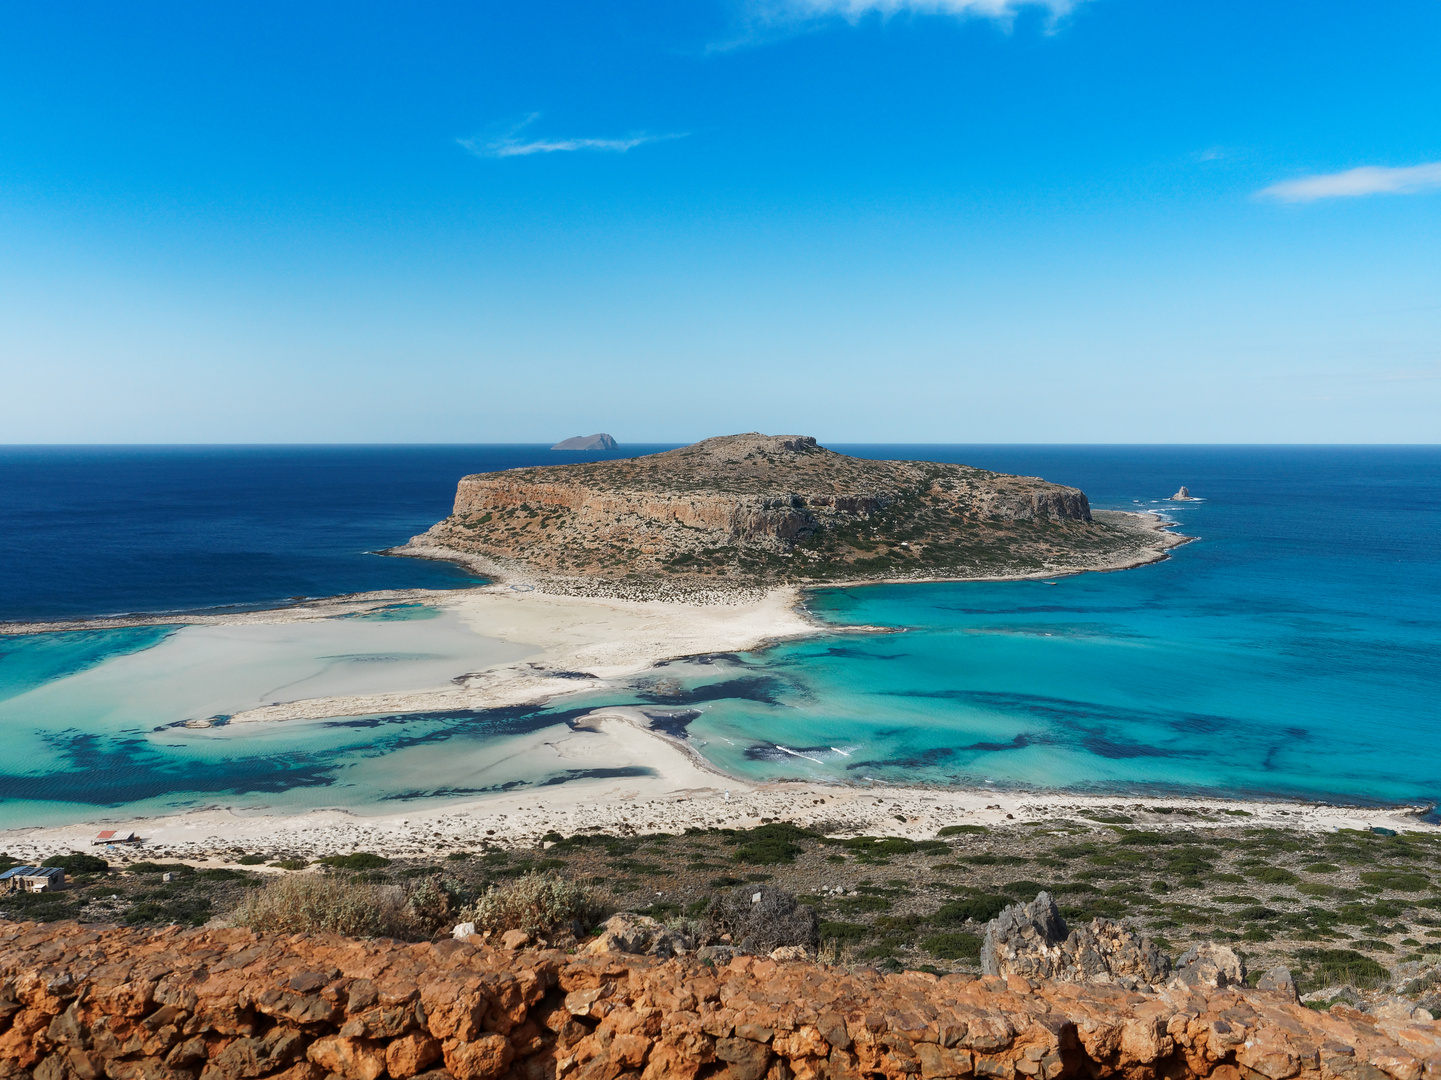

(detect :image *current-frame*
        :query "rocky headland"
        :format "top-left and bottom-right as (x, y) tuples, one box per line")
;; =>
(404, 435), (1184, 594)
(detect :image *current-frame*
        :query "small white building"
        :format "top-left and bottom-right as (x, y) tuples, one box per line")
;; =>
(0, 867), (67, 893)
(92, 830), (138, 846)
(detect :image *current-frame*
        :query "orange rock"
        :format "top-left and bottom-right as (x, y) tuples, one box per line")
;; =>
(385, 1032), (443, 1078)
(443, 1031), (514, 1080)
(306, 1034), (387, 1080)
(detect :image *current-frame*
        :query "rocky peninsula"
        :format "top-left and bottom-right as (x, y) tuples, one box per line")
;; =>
(402, 434), (1184, 596)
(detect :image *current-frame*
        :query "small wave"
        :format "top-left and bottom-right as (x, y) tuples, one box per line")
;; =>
(744, 743), (858, 764)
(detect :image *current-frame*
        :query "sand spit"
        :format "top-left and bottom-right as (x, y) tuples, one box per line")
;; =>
(218, 583), (818, 724)
(0, 709), (1433, 865)
(0, 587), (467, 636)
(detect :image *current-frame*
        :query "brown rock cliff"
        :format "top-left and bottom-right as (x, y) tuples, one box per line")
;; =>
(1, 921), (1437, 1080)
(412, 435), (1175, 586)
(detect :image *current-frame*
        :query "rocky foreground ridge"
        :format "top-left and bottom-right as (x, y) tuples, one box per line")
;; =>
(3, 920), (1440, 1080)
(411, 435), (1180, 590)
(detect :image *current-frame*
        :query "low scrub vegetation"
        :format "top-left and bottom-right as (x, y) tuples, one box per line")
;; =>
(457, 870), (604, 940)
(230, 874), (419, 939)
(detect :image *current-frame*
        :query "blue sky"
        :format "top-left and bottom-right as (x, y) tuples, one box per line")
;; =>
(2, 0), (1438, 443)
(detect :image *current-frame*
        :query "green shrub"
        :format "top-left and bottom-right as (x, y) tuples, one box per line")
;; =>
(1297, 883), (1347, 898)
(1295, 947), (1390, 989)
(839, 836), (917, 858)
(198, 868), (249, 882)
(1303, 862), (1341, 874)
(273, 860), (309, 871)
(1251, 867), (1300, 886)
(1002, 881), (1049, 898)
(127, 861), (195, 875)
(237, 855), (266, 866)
(458, 871), (604, 938)
(934, 895), (1008, 925)
(125, 897), (211, 927)
(819, 920), (870, 942)
(1116, 831), (1172, 846)
(318, 852), (391, 870)
(45, 852), (109, 874)
(937, 825), (988, 837)
(923, 932), (982, 960)
(1359, 871), (1430, 892)
(733, 823), (814, 865)
(832, 895), (891, 915)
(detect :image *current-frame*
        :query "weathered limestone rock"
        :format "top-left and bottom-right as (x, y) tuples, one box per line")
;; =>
(583, 913), (691, 958)
(1257, 965), (1300, 1003)
(981, 892), (1171, 987)
(0, 920), (1438, 1080)
(1173, 943), (1246, 990)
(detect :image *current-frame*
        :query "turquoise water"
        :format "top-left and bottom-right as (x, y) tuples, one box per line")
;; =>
(1, 446), (1438, 824)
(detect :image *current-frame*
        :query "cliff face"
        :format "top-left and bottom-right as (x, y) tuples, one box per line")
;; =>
(1, 921), (1438, 1080)
(414, 434), (1163, 586)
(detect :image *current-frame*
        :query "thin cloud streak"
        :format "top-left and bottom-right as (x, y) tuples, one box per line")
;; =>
(1259, 162), (1441, 202)
(776, 0), (1079, 17)
(458, 114), (683, 159)
(711, 0), (1081, 50)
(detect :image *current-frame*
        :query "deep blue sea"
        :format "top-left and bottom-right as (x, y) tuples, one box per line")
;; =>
(0, 445), (663, 620)
(2, 445), (1439, 826)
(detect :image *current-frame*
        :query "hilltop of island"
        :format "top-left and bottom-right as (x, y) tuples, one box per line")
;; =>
(407, 433), (1184, 590)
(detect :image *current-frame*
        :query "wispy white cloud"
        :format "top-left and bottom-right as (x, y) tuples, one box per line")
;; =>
(1258, 162), (1441, 203)
(458, 114), (683, 159)
(711, 0), (1080, 49)
(772, 0), (1080, 18)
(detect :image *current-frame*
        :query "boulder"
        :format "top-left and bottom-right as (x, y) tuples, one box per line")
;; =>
(1173, 943), (1246, 989)
(584, 913), (691, 958)
(768, 945), (812, 962)
(1256, 965), (1299, 1003)
(981, 892), (1170, 986)
(1169, 486), (1193, 500)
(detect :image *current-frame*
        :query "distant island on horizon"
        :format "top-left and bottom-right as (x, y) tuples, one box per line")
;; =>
(406, 433), (1185, 593)
(551, 433), (617, 451)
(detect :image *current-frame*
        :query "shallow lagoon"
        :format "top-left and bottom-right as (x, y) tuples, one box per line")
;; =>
(1, 446), (1439, 826)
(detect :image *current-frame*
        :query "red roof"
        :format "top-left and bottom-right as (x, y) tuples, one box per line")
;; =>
(95, 831), (116, 840)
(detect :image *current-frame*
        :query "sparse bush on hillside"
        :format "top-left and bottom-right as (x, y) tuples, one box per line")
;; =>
(457, 871), (604, 939)
(923, 932), (983, 960)
(230, 874), (420, 939)
(1295, 948), (1391, 990)
(318, 852), (391, 870)
(706, 884), (818, 954)
(46, 852), (110, 874)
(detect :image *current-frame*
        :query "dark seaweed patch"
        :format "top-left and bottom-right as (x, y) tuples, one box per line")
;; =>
(635, 676), (788, 707)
